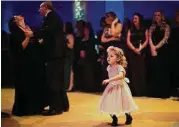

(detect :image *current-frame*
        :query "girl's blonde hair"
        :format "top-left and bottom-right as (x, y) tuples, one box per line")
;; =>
(107, 46), (127, 68)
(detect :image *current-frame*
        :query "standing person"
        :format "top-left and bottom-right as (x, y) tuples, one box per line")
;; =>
(63, 22), (75, 91)
(148, 10), (170, 98)
(74, 22), (98, 92)
(73, 20), (86, 91)
(8, 15), (45, 116)
(101, 12), (123, 80)
(170, 9), (179, 97)
(126, 13), (148, 96)
(99, 46), (138, 126)
(36, 1), (69, 115)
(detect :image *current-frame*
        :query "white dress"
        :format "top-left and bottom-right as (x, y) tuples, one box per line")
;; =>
(99, 65), (138, 116)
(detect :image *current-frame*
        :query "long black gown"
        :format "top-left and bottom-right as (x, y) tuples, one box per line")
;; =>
(74, 37), (99, 92)
(169, 26), (179, 96)
(127, 28), (147, 96)
(10, 27), (46, 116)
(148, 25), (170, 98)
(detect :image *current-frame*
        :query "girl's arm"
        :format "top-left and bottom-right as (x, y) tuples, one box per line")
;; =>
(103, 71), (125, 85)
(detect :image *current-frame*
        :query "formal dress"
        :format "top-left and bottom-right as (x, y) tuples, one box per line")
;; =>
(169, 26), (179, 96)
(10, 27), (45, 116)
(74, 37), (99, 92)
(127, 28), (147, 96)
(148, 25), (170, 98)
(99, 65), (138, 116)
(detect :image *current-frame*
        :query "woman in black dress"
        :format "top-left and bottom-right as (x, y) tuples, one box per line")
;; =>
(74, 22), (99, 92)
(148, 11), (170, 98)
(64, 22), (75, 91)
(8, 15), (45, 116)
(126, 13), (148, 96)
(101, 12), (123, 79)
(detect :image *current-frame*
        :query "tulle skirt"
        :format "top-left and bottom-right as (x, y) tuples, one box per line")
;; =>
(99, 81), (138, 116)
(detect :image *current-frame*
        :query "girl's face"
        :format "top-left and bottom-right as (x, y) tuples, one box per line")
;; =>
(107, 50), (119, 65)
(133, 15), (140, 26)
(154, 12), (162, 23)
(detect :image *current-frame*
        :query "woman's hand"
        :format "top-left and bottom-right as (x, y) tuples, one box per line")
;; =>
(98, 45), (104, 50)
(151, 49), (157, 56)
(112, 18), (118, 24)
(38, 39), (43, 44)
(133, 48), (141, 55)
(80, 50), (86, 58)
(151, 45), (156, 51)
(150, 45), (157, 56)
(25, 30), (33, 38)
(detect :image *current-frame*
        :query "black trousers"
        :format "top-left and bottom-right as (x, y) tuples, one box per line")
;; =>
(45, 58), (69, 112)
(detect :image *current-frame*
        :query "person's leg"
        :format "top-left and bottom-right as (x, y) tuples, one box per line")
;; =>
(109, 114), (118, 126)
(67, 69), (74, 91)
(43, 60), (64, 115)
(55, 59), (69, 112)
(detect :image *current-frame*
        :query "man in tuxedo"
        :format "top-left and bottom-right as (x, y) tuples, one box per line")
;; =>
(37, 1), (69, 116)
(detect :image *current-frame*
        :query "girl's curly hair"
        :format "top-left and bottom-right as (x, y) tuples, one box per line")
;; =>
(107, 46), (127, 68)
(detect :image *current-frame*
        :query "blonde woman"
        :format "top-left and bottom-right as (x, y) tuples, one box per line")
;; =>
(148, 11), (170, 98)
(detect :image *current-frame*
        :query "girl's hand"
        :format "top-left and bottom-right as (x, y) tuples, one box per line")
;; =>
(102, 79), (110, 85)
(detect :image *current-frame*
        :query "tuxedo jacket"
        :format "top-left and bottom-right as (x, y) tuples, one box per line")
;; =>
(36, 11), (66, 61)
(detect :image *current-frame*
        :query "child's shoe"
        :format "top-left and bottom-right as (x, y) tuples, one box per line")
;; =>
(111, 115), (118, 126)
(125, 113), (133, 125)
